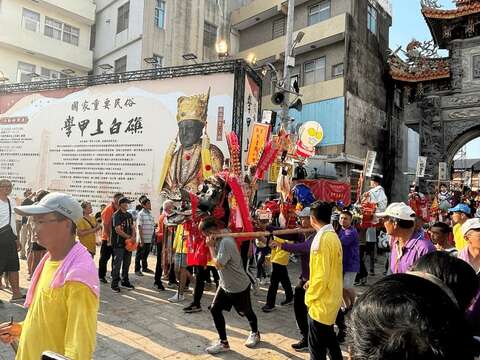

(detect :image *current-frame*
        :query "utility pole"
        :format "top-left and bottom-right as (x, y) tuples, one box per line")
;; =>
(280, 0), (295, 130)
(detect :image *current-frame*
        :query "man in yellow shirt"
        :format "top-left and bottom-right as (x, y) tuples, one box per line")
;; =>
(0, 192), (99, 360)
(168, 224), (193, 303)
(77, 201), (102, 257)
(448, 203), (471, 250)
(305, 201), (343, 360)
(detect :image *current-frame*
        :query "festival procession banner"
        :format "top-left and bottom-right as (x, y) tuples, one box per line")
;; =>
(268, 161), (294, 183)
(0, 73), (236, 215)
(242, 73), (261, 172)
(297, 179), (352, 206)
(246, 122), (270, 166)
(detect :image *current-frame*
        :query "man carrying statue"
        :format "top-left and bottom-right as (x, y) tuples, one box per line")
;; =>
(160, 88), (224, 195)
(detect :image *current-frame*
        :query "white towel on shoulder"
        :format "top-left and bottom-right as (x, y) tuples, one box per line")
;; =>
(311, 224), (335, 251)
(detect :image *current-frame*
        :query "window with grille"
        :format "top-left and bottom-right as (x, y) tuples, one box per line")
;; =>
(332, 63), (344, 77)
(272, 18), (286, 39)
(155, 0), (166, 29)
(17, 62), (35, 83)
(308, 1), (330, 26)
(203, 22), (217, 48)
(44, 17), (80, 46)
(41, 67), (62, 80)
(44, 17), (62, 40)
(115, 56), (127, 73)
(63, 24), (80, 45)
(303, 57), (326, 85)
(22, 8), (40, 32)
(117, 2), (130, 34)
(367, 4), (377, 35)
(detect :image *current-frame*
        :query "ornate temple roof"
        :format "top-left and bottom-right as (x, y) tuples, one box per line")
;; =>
(422, 0), (480, 19)
(420, 0), (480, 48)
(387, 40), (450, 83)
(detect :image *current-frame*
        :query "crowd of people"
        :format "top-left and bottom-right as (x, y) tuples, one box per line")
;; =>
(0, 176), (479, 360)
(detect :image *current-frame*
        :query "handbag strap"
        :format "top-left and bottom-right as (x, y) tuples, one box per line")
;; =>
(83, 216), (96, 229)
(7, 197), (12, 227)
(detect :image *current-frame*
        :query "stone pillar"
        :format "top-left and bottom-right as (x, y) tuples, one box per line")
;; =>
(419, 95), (443, 193)
(450, 40), (463, 93)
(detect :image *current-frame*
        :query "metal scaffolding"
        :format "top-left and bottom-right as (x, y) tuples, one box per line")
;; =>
(0, 59), (260, 95)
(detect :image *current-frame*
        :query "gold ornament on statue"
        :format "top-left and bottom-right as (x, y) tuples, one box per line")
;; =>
(176, 88), (210, 124)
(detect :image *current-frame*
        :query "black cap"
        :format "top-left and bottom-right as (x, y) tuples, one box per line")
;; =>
(141, 197), (151, 205)
(119, 197), (133, 205)
(371, 175), (382, 184)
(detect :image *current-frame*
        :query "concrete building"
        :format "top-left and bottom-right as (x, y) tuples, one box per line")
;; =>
(93, 0), (234, 74)
(231, 0), (392, 190)
(0, 0), (95, 83)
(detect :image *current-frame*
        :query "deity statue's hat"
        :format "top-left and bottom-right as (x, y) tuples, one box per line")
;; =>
(176, 87), (210, 124)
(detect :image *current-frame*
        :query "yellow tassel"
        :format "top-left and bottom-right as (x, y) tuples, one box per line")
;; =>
(158, 140), (177, 193)
(201, 135), (214, 179)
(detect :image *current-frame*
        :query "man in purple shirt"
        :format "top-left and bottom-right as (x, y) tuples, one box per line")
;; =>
(270, 207), (314, 352)
(377, 202), (435, 274)
(337, 210), (360, 343)
(458, 218), (480, 336)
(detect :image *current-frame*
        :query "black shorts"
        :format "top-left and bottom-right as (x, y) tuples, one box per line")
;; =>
(0, 233), (20, 273)
(211, 285), (252, 316)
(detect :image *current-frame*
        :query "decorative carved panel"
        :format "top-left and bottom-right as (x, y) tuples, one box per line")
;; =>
(473, 54), (480, 79)
(445, 106), (480, 119)
(442, 94), (480, 107)
(462, 45), (480, 88)
(444, 119), (479, 148)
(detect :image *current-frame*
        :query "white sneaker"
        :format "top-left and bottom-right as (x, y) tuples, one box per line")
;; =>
(205, 340), (230, 354)
(245, 331), (260, 348)
(168, 293), (185, 303)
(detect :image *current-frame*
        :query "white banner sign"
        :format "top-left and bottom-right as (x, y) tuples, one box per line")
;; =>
(364, 150), (377, 177)
(0, 74), (235, 216)
(416, 156), (428, 178)
(438, 162), (447, 181)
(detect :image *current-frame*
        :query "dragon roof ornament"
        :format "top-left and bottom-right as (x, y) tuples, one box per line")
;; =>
(387, 39), (450, 82)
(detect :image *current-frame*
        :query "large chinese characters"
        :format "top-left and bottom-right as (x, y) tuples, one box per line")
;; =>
(61, 97), (142, 138)
(162, 89), (224, 194)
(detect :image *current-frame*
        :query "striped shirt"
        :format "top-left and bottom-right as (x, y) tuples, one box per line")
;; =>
(0, 197), (17, 235)
(137, 208), (155, 243)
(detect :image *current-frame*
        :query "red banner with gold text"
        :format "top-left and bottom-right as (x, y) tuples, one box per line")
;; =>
(296, 179), (351, 206)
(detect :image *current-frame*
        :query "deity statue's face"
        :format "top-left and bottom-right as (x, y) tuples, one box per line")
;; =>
(178, 120), (204, 149)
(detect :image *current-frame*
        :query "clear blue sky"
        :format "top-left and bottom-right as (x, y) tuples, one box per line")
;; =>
(390, 0), (480, 159)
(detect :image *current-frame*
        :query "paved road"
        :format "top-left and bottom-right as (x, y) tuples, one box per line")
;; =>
(0, 249), (385, 359)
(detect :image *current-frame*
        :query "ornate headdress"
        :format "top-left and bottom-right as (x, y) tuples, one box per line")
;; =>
(176, 88), (210, 124)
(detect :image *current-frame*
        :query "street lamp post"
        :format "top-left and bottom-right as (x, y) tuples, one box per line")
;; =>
(281, 0), (296, 130)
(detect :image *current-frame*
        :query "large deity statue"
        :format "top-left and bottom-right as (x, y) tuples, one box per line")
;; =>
(162, 89), (224, 194)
